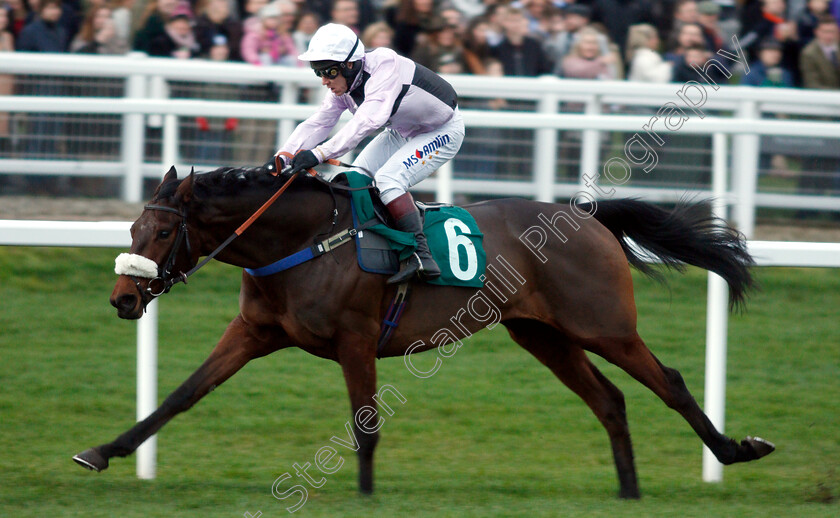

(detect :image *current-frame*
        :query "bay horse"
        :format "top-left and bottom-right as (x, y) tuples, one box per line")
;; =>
(73, 166), (774, 499)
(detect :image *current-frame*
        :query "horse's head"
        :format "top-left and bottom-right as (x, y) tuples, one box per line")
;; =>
(110, 166), (198, 319)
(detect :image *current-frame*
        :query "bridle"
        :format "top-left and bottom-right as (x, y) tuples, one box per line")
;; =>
(129, 203), (193, 301)
(126, 156), (377, 307)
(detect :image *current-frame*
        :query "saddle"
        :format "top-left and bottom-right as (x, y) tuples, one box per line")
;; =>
(331, 173), (453, 226)
(333, 172), (486, 288)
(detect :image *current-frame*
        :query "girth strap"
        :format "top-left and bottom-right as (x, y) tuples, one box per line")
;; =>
(376, 282), (411, 358)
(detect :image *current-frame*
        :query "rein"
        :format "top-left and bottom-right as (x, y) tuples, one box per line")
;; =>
(134, 154), (377, 301)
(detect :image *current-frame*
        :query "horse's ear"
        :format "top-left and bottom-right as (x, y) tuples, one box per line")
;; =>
(175, 168), (195, 204)
(152, 166), (178, 197)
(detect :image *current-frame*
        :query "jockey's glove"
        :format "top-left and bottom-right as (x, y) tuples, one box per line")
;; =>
(262, 155), (283, 173)
(289, 149), (320, 175)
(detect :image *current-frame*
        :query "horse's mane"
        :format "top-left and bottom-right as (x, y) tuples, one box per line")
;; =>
(152, 166), (332, 202)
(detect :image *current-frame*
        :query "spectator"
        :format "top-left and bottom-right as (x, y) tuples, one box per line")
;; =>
(217, 0), (241, 21)
(16, 0), (68, 156)
(626, 23), (672, 82)
(544, 3), (593, 70)
(513, 0), (553, 39)
(133, 0), (179, 53)
(439, 5), (464, 34)
(241, 0), (268, 32)
(594, 23), (626, 78)
(671, 43), (717, 81)
(740, 0), (765, 37)
(331, 0), (360, 33)
(545, 4), (618, 76)
(797, 0), (830, 47)
(0, 5), (13, 153)
(300, 0), (330, 25)
(697, 1), (725, 50)
(673, 0), (700, 26)
(303, 0), (373, 32)
(206, 33), (231, 61)
(240, 1), (297, 66)
(492, 7), (553, 76)
(23, 0), (82, 45)
(385, 0), (436, 57)
(411, 19), (466, 72)
(293, 11), (321, 54)
(739, 0), (799, 66)
(484, 3), (509, 47)
(561, 26), (620, 79)
(70, 5), (128, 54)
(797, 14), (840, 207)
(110, 0), (134, 44)
(277, 0), (298, 44)
(589, 0), (656, 55)
(361, 20), (393, 49)
(195, 0), (242, 60)
(17, 0), (68, 51)
(148, 6), (201, 58)
(713, 0), (742, 45)
(665, 21), (707, 63)
(799, 13), (840, 87)
(462, 16), (492, 74)
(5, 0), (28, 37)
(0, 6), (14, 48)
(355, 0), (379, 33)
(742, 37), (795, 85)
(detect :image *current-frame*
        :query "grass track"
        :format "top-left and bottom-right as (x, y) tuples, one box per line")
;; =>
(0, 247), (838, 517)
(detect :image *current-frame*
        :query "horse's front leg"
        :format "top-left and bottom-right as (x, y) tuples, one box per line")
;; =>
(73, 314), (285, 472)
(336, 332), (379, 494)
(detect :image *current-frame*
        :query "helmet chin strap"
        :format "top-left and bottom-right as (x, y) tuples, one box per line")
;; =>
(340, 36), (361, 79)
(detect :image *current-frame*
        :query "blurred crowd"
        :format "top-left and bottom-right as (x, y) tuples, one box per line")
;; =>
(0, 0), (839, 90)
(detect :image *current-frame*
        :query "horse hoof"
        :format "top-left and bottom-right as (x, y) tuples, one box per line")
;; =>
(743, 436), (775, 460)
(73, 448), (109, 472)
(619, 488), (641, 500)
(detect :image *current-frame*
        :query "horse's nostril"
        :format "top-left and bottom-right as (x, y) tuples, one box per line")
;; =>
(113, 294), (137, 312)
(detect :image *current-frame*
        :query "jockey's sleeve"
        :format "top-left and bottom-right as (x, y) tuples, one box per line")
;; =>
(279, 93), (345, 157)
(315, 52), (402, 160)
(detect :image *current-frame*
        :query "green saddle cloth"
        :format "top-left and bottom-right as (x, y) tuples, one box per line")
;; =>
(344, 171), (486, 288)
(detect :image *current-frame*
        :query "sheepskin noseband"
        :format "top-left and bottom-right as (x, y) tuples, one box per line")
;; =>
(115, 253), (159, 279)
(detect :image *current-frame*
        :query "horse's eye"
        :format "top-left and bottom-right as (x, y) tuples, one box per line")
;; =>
(158, 230), (171, 239)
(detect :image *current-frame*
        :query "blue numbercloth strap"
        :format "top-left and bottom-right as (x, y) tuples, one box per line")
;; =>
(244, 247), (316, 277)
(244, 218), (380, 278)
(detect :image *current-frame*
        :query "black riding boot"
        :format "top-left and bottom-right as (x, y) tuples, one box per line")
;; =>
(385, 194), (441, 284)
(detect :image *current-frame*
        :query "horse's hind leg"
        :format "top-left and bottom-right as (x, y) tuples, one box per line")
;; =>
(586, 333), (774, 466)
(505, 320), (640, 499)
(73, 315), (283, 472)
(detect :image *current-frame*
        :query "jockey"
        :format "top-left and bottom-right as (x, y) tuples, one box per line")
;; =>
(264, 23), (465, 285)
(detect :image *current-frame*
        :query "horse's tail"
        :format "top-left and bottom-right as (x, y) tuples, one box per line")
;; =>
(587, 199), (756, 310)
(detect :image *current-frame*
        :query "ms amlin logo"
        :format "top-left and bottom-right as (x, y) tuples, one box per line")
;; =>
(402, 133), (451, 169)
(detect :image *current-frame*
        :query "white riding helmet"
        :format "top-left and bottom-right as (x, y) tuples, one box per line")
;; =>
(298, 23), (365, 63)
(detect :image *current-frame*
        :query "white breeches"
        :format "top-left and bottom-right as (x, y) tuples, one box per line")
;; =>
(352, 109), (465, 204)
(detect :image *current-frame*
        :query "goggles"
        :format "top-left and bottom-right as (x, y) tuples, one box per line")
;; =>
(314, 64), (342, 79)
